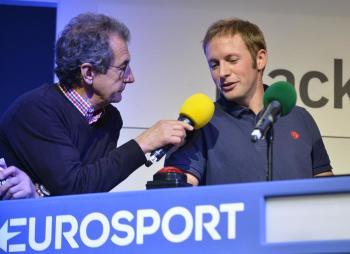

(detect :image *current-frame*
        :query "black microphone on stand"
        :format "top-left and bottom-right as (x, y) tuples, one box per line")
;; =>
(250, 81), (297, 181)
(251, 81), (297, 142)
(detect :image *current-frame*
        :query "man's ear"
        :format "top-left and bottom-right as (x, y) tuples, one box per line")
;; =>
(80, 63), (94, 85)
(256, 49), (267, 71)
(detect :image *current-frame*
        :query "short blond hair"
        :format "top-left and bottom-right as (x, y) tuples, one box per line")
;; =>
(202, 18), (266, 68)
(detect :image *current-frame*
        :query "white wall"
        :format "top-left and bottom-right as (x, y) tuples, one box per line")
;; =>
(14, 0), (350, 191)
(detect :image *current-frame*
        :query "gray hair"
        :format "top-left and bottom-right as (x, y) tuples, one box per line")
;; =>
(54, 13), (130, 86)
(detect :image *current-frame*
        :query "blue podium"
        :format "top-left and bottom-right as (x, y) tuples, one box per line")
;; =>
(1, 176), (350, 253)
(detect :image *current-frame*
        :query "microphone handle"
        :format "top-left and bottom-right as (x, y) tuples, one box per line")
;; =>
(251, 101), (281, 142)
(145, 144), (173, 167)
(177, 115), (192, 125)
(145, 116), (193, 167)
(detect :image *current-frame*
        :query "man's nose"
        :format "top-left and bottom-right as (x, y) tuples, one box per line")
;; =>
(123, 67), (135, 83)
(219, 62), (230, 78)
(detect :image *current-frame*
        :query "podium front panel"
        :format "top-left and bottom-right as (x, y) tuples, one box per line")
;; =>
(1, 176), (350, 253)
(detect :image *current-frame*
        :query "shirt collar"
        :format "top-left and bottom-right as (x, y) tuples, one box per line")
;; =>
(216, 84), (269, 118)
(58, 84), (102, 125)
(216, 96), (249, 118)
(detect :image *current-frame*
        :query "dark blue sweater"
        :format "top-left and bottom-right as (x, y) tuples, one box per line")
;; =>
(0, 84), (146, 195)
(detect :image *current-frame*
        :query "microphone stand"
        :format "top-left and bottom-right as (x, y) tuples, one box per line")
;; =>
(266, 127), (274, 181)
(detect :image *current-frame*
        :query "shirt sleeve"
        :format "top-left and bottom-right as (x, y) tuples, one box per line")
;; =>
(165, 129), (207, 183)
(300, 108), (332, 175)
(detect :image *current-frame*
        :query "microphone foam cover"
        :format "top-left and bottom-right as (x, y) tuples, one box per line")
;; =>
(263, 81), (297, 116)
(179, 93), (214, 129)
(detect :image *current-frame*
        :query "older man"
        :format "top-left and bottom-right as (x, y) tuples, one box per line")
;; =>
(0, 13), (192, 195)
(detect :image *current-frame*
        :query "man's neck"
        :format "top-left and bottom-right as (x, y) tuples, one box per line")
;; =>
(73, 85), (104, 111)
(240, 83), (264, 115)
(248, 91), (264, 115)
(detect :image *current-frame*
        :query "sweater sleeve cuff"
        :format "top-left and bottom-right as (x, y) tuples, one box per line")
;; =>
(117, 139), (147, 170)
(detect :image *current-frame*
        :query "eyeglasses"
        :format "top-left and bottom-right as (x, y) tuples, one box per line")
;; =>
(109, 64), (130, 79)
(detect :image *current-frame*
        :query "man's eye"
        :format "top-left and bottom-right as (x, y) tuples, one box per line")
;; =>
(117, 65), (126, 71)
(209, 63), (219, 70)
(228, 58), (238, 63)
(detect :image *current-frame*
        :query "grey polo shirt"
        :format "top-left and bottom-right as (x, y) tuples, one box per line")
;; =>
(165, 97), (332, 185)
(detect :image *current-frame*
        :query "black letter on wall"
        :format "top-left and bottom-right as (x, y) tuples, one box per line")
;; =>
(300, 71), (328, 108)
(334, 59), (350, 109)
(268, 69), (295, 86)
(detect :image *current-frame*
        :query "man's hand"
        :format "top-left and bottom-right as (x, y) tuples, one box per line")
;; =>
(0, 166), (38, 200)
(135, 120), (194, 154)
(314, 170), (333, 177)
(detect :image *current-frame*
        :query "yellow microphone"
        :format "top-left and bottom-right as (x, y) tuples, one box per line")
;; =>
(178, 93), (215, 129)
(145, 93), (214, 167)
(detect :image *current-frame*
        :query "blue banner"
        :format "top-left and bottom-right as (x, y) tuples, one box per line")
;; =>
(1, 176), (350, 253)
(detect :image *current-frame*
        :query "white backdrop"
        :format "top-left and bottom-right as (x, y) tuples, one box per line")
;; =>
(17, 0), (350, 191)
